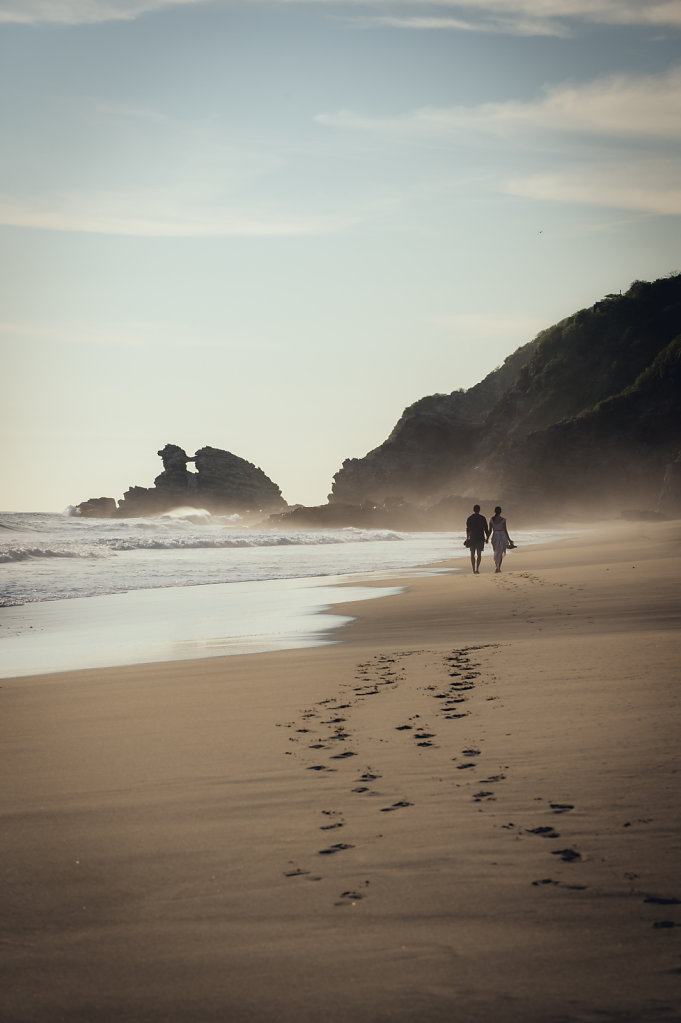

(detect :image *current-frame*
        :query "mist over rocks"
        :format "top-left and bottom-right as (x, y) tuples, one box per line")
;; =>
(328, 340), (535, 512)
(75, 444), (287, 519)
(658, 450), (681, 518)
(75, 274), (681, 528)
(328, 273), (681, 522)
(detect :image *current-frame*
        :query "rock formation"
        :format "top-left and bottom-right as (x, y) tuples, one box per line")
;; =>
(73, 496), (117, 518)
(76, 444), (287, 518)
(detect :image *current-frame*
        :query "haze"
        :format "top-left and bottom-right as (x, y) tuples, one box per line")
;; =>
(2, 0), (680, 511)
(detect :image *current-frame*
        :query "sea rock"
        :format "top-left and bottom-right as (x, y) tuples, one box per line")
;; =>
(268, 499), (429, 531)
(194, 446), (285, 511)
(154, 444), (198, 496)
(76, 443), (287, 518)
(73, 496), (117, 519)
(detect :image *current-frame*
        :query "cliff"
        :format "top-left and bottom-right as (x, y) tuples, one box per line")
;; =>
(328, 274), (681, 518)
(329, 339), (537, 507)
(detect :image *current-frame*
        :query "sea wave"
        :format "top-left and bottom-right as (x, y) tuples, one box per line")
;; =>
(0, 546), (110, 563)
(0, 528), (405, 563)
(106, 529), (405, 552)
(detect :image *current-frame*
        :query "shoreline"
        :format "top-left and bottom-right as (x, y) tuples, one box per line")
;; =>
(0, 573), (410, 680)
(0, 522), (571, 679)
(2, 520), (680, 1022)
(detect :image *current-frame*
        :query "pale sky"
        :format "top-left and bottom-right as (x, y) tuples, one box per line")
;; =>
(2, 0), (680, 512)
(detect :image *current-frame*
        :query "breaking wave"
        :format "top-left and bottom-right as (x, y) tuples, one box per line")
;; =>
(0, 527), (405, 564)
(1, 511), (455, 607)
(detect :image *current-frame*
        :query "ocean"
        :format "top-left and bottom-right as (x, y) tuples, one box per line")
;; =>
(0, 509), (560, 678)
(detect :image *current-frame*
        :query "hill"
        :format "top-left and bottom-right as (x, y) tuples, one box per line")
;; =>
(329, 274), (681, 521)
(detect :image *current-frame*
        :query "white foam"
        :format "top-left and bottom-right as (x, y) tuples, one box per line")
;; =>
(0, 513), (453, 606)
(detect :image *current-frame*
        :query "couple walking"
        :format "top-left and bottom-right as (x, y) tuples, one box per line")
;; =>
(465, 504), (514, 574)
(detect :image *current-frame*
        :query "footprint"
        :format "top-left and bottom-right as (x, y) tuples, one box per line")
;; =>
(335, 890), (365, 906)
(550, 803), (575, 814)
(551, 848), (581, 862)
(318, 843), (355, 855)
(380, 800), (413, 812)
(331, 750), (357, 759)
(527, 826), (560, 838)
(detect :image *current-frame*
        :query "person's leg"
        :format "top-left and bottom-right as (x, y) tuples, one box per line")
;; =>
(475, 546), (482, 573)
(470, 548), (476, 572)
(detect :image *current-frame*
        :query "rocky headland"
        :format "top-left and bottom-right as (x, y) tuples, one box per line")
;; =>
(321, 273), (681, 524)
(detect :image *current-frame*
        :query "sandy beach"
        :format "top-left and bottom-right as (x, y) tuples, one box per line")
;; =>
(2, 521), (681, 1023)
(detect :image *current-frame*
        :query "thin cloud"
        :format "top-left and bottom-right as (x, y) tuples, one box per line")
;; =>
(507, 160), (681, 216)
(93, 102), (171, 124)
(317, 65), (681, 142)
(448, 1), (681, 30)
(0, 0), (203, 25)
(317, 65), (681, 217)
(3, 0), (681, 31)
(0, 189), (359, 237)
(350, 14), (570, 37)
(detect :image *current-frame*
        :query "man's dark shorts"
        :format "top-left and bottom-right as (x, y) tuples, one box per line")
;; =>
(469, 538), (485, 553)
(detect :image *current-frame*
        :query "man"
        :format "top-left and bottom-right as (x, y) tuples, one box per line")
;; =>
(465, 504), (489, 574)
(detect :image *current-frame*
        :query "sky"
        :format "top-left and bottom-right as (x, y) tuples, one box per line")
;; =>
(2, 0), (680, 512)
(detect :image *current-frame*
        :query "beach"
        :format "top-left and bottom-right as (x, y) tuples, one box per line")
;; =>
(2, 520), (680, 1022)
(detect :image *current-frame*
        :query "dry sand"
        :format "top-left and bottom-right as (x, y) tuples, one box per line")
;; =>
(2, 521), (681, 1022)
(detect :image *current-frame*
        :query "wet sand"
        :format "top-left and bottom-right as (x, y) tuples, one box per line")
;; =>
(2, 520), (680, 1022)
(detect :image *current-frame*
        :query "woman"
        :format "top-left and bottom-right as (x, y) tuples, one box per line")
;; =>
(488, 506), (514, 573)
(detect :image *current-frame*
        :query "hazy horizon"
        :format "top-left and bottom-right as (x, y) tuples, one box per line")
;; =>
(2, 1), (680, 512)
